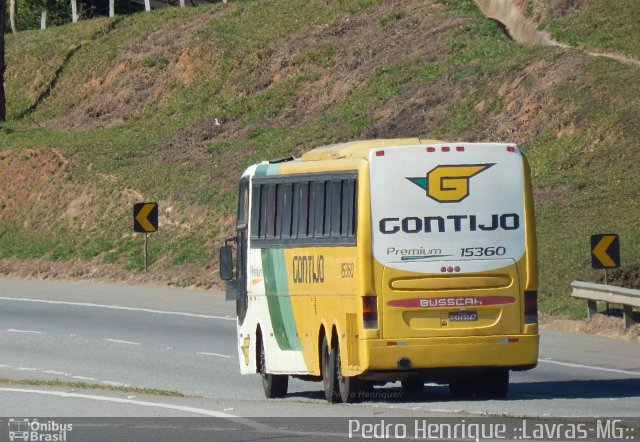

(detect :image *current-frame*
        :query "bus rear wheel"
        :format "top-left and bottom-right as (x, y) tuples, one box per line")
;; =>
(477, 370), (509, 399)
(401, 378), (425, 397)
(259, 339), (288, 399)
(336, 345), (363, 403)
(449, 379), (475, 399)
(449, 370), (509, 400)
(321, 335), (340, 403)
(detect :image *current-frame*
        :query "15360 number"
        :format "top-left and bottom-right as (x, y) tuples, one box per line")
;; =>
(460, 246), (506, 257)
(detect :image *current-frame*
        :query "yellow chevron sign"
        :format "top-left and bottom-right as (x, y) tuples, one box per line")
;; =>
(134, 202), (158, 233)
(591, 234), (620, 269)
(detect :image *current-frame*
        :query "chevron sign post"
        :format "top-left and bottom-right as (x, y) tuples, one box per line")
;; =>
(133, 202), (158, 272)
(591, 233), (620, 286)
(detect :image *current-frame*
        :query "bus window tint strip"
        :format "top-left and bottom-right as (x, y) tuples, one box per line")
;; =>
(250, 171), (358, 247)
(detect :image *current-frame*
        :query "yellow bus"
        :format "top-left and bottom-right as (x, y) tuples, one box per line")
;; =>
(220, 138), (538, 403)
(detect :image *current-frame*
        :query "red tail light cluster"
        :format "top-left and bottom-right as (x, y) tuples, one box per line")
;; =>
(363, 296), (378, 329)
(524, 291), (538, 324)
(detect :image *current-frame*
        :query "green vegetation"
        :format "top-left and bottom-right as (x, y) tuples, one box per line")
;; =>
(545, 0), (640, 59)
(0, 0), (638, 317)
(140, 55), (170, 69)
(380, 11), (406, 26)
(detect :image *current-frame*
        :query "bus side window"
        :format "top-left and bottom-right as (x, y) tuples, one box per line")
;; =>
(249, 171), (357, 246)
(265, 184), (277, 238)
(300, 182), (316, 238)
(281, 183), (293, 239)
(259, 184), (269, 239)
(313, 181), (325, 238)
(330, 180), (342, 237)
(344, 179), (356, 237)
(237, 178), (249, 231)
(250, 184), (262, 239)
(275, 184), (284, 239)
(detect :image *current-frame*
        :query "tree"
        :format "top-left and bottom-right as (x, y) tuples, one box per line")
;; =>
(9, 0), (17, 32)
(18, 0), (72, 30)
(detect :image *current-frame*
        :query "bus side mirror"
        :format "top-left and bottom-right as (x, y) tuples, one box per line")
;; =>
(219, 246), (234, 281)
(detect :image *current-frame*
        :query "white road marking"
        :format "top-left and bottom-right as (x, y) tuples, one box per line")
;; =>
(2, 364), (127, 386)
(101, 381), (129, 387)
(196, 352), (232, 358)
(0, 388), (333, 436)
(72, 376), (97, 381)
(0, 296), (235, 321)
(7, 329), (44, 334)
(103, 338), (140, 346)
(42, 370), (71, 376)
(539, 358), (640, 376)
(0, 388), (237, 417)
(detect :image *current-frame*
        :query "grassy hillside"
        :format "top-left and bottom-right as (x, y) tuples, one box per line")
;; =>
(0, 0), (638, 317)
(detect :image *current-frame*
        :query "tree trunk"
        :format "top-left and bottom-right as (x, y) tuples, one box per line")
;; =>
(0, 0), (6, 121)
(71, 0), (78, 23)
(180, 0), (185, 7)
(110, 0), (115, 17)
(145, 0), (151, 12)
(41, 10), (47, 30)
(9, 0), (17, 33)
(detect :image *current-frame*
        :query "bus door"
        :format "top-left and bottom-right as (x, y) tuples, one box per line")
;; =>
(236, 177), (250, 323)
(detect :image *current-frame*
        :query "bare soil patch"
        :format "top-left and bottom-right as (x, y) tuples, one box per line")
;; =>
(52, 10), (222, 131)
(541, 312), (640, 343)
(0, 256), (214, 290)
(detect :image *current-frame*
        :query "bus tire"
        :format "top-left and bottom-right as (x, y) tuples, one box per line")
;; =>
(321, 335), (340, 403)
(401, 378), (424, 396)
(449, 379), (475, 400)
(477, 370), (509, 399)
(336, 343), (363, 403)
(259, 339), (288, 399)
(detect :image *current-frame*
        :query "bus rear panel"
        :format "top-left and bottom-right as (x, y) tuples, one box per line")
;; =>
(364, 143), (538, 381)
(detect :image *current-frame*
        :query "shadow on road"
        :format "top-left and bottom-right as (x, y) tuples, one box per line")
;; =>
(286, 378), (640, 403)
(509, 378), (640, 400)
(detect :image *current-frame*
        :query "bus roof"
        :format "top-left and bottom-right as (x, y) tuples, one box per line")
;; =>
(300, 138), (443, 161)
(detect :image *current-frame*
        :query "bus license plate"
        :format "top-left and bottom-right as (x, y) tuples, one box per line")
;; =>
(449, 311), (478, 321)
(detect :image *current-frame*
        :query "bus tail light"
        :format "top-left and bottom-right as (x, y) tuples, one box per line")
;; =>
(524, 291), (538, 324)
(363, 296), (378, 329)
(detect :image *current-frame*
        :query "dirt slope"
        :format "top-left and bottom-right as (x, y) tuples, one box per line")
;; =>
(1, 0), (638, 304)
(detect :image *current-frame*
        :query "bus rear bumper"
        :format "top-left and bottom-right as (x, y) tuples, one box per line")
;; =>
(358, 334), (538, 381)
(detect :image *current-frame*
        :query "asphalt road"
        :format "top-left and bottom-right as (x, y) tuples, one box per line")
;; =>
(1, 280), (639, 439)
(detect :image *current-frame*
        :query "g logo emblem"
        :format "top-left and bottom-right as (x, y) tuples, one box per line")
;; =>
(407, 164), (494, 203)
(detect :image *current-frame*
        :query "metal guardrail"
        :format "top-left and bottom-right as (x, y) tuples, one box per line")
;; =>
(571, 280), (640, 328)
